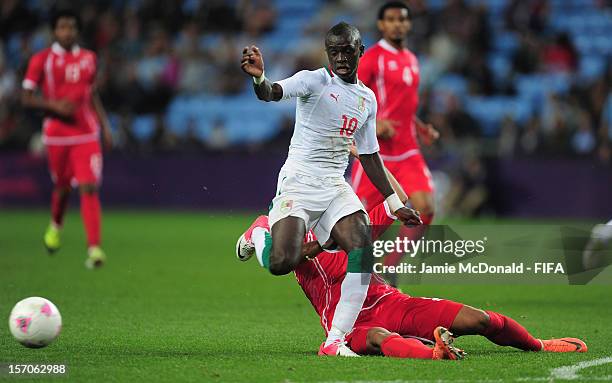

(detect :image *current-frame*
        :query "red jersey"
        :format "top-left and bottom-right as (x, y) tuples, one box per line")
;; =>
(23, 42), (99, 146)
(357, 39), (421, 160)
(294, 201), (400, 334)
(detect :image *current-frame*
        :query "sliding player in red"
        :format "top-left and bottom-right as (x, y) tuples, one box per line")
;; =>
(351, 1), (439, 284)
(22, 9), (112, 269)
(239, 167), (587, 358)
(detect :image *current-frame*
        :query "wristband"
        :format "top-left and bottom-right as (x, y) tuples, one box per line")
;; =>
(253, 71), (266, 85)
(385, 193), (404, 213)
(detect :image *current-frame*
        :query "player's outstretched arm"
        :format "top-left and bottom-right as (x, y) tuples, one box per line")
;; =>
(360, 152), (421, 225)
(240, 45), (282, 102)
(385, 167), (409, 205)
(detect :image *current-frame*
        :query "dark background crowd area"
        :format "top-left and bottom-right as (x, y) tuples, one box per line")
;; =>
(0, 0), (610, 164)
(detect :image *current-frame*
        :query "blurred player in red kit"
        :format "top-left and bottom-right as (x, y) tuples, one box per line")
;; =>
(21, 9), (112, 269)
(352, 1), (439, 283)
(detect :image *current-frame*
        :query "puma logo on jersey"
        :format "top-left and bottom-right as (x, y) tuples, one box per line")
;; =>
(330, 93), (339, 102)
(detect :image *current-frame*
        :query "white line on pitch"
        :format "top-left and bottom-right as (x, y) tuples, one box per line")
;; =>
(549, 356), (612, 380)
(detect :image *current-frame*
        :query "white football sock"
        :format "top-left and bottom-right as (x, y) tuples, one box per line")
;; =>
(252, 227), (268, 267)
(324, 272), (371, 347)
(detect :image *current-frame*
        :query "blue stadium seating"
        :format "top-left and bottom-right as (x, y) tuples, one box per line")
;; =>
(465, 96), (533, 136)
(161, 0), (610, 143)
(434, 74), (469, 97)
(131, 115), (156, 141)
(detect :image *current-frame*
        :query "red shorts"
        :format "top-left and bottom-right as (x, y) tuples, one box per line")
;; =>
(351, 153), (434, 211)
(345, 293), (463, 355)
(46, 141), (103, 187)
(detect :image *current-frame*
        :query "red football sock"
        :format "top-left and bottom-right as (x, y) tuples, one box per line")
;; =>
(51, 189), (70, 227)
(483, 311), (542, 351)
(80, 192), (101, 247)
(380, 335), (433, 359)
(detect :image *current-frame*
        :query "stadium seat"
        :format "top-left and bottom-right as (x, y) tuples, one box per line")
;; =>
(487, 53), (512, 85)
(515, 74), (571, 109)
(465, 96), (533, 136)
(492, 32), (519, 54)
(434, 74), (469, 97)
(579, 55), (607, 81)
(131, 115), (156, 141)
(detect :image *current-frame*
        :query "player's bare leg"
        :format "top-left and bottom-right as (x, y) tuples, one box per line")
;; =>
(44, 186), (71, 253)
(268, 217), (306, 275)
(450, 305), (587, 352)
(238, 215), (305, 275)
(319, 211), (372, 356)
(409, 191), (435, 225)
(79, 183), (105, 269)
(360, 327), (464, 359)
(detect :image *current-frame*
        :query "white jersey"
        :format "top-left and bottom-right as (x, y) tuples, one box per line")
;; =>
(276, 68), (379, 178)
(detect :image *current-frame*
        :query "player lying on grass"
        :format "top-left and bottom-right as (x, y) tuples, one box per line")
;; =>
(239, 170), (588, 358)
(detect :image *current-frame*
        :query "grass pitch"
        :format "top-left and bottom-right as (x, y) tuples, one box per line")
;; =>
(1, 210), (611, 382)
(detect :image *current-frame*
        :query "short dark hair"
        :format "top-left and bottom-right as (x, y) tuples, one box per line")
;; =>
(50, 9), (81, 30)
(325, 22), (362, 45)
(377, 1), (411, 20)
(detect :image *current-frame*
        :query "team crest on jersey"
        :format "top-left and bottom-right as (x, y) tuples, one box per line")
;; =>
(358, 96), (366, 112)
(280, 200), (293, 213)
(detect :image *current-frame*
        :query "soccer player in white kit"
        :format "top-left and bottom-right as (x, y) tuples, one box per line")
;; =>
(236, 22), (422, 356)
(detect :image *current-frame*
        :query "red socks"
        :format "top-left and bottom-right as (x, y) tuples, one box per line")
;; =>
(80, 192), (101, 247)
(51, 189), (70, 227)
(483, 311), (542, 351)
(380, 335), (433, 359)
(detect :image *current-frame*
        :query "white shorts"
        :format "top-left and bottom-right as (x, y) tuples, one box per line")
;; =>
(268, 166), (367, 246)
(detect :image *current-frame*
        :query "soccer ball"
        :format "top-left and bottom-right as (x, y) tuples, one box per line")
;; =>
(8, 297), (62, 348)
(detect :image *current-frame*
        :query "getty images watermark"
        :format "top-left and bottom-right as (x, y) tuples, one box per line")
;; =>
(373, 236), (564, 275)
(365, 224), (611, 285)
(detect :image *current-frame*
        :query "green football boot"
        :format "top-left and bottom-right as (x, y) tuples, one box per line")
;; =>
(85, 246), (107, 269)
(43, 224), (61, 254)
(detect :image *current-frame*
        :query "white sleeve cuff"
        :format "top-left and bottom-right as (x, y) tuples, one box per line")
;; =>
(385, 193), (404, 213)
(383, 201), (398, 220)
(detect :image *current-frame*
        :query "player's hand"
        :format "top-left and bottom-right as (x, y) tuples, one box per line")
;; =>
(241, 45), (264, 78)
(394, 207), (422, 226)
(418, 123), (439, 146)
(50, 99), (75, 118)
(302, 240), (323, 260)
(376, 119), (397, 139)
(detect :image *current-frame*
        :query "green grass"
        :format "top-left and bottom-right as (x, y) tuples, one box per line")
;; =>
(0, 210), (611, 382)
